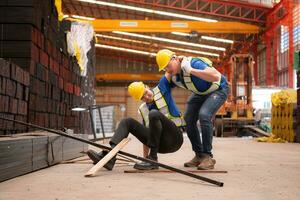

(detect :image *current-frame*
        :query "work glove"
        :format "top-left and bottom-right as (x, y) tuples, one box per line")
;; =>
(181, 57), (193, 74)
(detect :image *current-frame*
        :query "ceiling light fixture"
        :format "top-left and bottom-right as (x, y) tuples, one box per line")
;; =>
(201, 36), (234, 44)
(113, 31), (226, 51)
(70, 14), (95, 21)
(95, 44), (156, 56)
(77, 0), (217, 22)
(164, 46), (219, 57)
(95, 34), (150, 45)
(96, 34), (219, 57)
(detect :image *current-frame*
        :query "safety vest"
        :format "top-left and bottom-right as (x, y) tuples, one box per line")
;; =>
(138, 86), (186, 128)
(172, 57), (221, 95)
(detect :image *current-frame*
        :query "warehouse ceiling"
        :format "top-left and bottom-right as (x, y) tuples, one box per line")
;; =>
(62, 0), (274, 82)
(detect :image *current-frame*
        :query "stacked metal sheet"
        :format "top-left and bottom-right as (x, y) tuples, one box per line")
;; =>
(0, 131), (88, 182)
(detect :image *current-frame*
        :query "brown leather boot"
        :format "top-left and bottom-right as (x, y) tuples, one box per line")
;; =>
(197, 154), (216, 170)
(184, 153), (204, 167)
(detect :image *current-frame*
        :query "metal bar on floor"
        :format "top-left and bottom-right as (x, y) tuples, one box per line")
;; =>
(0, 116), (224, 187)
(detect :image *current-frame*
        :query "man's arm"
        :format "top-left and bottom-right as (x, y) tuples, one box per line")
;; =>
(158, 72), (175, 91)
(190, 67), (221, 82)
(181, 58), (221, 82)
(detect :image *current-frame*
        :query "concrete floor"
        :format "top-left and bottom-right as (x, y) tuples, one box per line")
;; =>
(1, 135), (300, 200)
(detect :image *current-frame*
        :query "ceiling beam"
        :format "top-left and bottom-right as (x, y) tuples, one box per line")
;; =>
(92, 19), (259, 33)
(96, 73), (162, 81)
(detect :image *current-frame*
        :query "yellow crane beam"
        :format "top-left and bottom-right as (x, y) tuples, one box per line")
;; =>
(96, 73), (162, 81)
(92, 20), (259, 34)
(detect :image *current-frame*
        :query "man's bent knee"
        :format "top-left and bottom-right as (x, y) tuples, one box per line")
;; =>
(148, 110), (161, 120)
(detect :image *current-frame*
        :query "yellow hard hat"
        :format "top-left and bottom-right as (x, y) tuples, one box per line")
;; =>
(128, 82), (145, 101)
(156, 49), (175, 71)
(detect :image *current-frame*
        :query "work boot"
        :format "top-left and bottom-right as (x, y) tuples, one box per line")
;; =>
(133, 156), (159, 170)
(197, 154), (216, 170)
(184, 153), (204, 167)
(86, 149), (116, 171)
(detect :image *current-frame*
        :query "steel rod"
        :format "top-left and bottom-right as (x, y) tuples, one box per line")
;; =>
(0, 117), (224, 187)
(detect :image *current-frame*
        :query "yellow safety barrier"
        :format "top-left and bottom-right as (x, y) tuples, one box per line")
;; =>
(270, 90), (297, 142)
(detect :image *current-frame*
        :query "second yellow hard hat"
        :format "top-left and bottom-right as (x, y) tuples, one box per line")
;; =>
(128, 82), (145, 101)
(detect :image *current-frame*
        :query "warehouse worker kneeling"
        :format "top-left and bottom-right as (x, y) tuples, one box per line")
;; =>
(87, 77), (186, 170)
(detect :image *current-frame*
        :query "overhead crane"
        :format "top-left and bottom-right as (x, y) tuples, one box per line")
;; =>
(91, 19), (260, 33)
(92, 19), (260, 82)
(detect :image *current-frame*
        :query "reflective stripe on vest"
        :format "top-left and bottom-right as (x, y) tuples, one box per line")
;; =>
(138, 86), (186, 128)
(176, 57), (221, 95)
(138, 103), (150, 127)
(171, 75), (186, 90)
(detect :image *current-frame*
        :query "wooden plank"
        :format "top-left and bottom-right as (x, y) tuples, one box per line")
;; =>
(85, 138), (130, 177)
(124, 169), (228, 174)
(243, 125), (270, 137)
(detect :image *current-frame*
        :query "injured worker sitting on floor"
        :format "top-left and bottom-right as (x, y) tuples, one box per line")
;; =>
(87, 75), (186, 170)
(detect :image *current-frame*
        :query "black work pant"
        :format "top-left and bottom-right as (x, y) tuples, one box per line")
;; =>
(110, 110), (183, 158)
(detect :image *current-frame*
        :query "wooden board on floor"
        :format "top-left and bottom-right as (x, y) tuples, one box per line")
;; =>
(85, 138), (130, 177)
(124, 169), (228, 174)
(243, 125), (270, 137)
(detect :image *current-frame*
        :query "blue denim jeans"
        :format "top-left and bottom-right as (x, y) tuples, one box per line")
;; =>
(184, 86), (229, 156)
